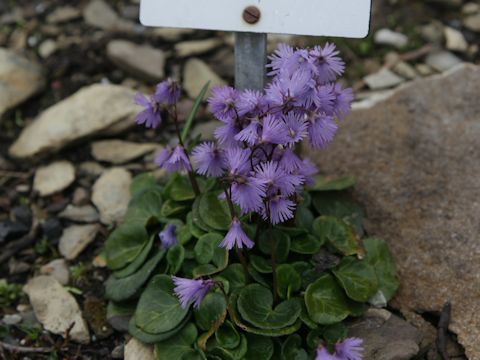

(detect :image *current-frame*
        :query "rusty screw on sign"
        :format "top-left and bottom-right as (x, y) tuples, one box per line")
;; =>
(242, 6), (261, 24)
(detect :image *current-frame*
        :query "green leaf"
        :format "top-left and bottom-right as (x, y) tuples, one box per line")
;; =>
(125, 187), (163, 225)
(208, 334), (247, 360)
(161, 199), (189, 218)
(164, 173), (205, 202)
(304, 273), (351, 325)
(215, 321), (240, 350)
(192, 197), (216, 232)
(290, 234), (323, 255)
(245, 334), (274, 360)
(312, 216), (364, 257)
(294, 205), (315, 231)
(332, 257), (378, 302)
(237, 284), (301, 330)
(228, 291), (301, 337)
(311, 176), (356, 191)
(199, 192), (231, 231)
(155, 323), (200, 358)
(250, 255), (272, 274)
(194, 292), (227, 332)
(106, 301), (135, 332)
(281, 334), (308, 360)
(130, 173), (157, 197)
(166, 244), (185, 275)
(194, 233), (223, 265)
(258, 230), (291, 263)
(128, 314), (190, 344)
(105, 250), (165, 302)
(188, 211), (207, 238)
(312, 192), (364, 236)
(363, 237), (399, 301)
(181, 81), (210, 143)
(276, 264), (301, 299)
(322, 322), (347, 344)
(113, 235), (154, 278)
(105, 222), (149, 270)
(135, 275), (189, 334)
(219, 264), (246, 293)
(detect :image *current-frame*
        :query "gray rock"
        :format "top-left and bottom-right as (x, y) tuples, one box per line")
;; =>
(175, 38), (223, 58)
(92, 168), (132, 225)
(307, 64), (480, 360)
(78, 161), (105, 178)
(374, 28), (408, 49)
(462, 2), (480, 15)
(72, 187), (90, 206)
(0, 48), (45, 119)
(183, 58), (227, 99)
(24, 276), (90, 343)
(464, 13), (480, 32)
(91, 140), (161, 164)
(47, 6), (81, 24)
(420, 22), (445, 44)
(444, 27), (468, 52)
(83, 0), (135, 32)
(38, 39), (57, 58)
(59, 205), (99, 223)
(348, 309), (423, 360)
(415, 63), (435, 76)
(393, 61), (418, 80)
(107, 40), (166, 82)
(152, 28), (195, 41)
(9, 84), (139, 159)
(363, 68), (404, 89)
(124, 338), (155, 360)
(40, 259), (70, 285)
(58, 224), (100, 260)
(33, 161), (75, 197)
(425, 51), (463, 72)
(2, 313), (22, 325)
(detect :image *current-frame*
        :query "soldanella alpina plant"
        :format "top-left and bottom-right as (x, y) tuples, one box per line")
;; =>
(103, 43), (399, 360)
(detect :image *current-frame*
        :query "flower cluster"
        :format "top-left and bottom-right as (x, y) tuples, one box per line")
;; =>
(316, 338), (364, 360)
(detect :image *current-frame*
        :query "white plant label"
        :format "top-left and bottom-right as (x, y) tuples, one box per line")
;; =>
(140, 0), (372, 38)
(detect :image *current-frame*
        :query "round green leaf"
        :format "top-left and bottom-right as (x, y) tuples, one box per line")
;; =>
(105, 250), (165, 302)
(312, 216), (363, 257)
(281, 334), (308, 360)
(216, 321), (240, 350)
(290, 234), (323, 255)
(165, 174), (197, 201)
(194, 292), (227, 332)
(105, 222), (149, 270)
(129, 173), (157, 196)
(322, 322), (347, 344)
(250, 255), (272, 273)
(155, 323), (199, 358)
(199, 192), (231, 231)
(128, 314), (190, 344)
(304, 273), (351, 325)
(258, 230), (291, 263)
(294, 205), (315, 231)
(219, 264), (246, 293)
(194, 233), (223, 265)
(276, 264), (301, 299)
(113, 235), (154, 278)
(125, 187), (163, 225)
(245, 334), (274, 360)
(135, 275), (189, 334)
(332, 257), (378, 302)
(237, 284), (301, 330)
(192, 197), (216, 232)
(166, 244), (185, 275)
(161, 199), (188, 218)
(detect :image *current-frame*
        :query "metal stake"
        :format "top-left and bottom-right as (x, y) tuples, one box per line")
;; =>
(234, 32), (267, 91)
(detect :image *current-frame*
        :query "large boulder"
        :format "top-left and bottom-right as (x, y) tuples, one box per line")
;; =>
(9, 84), (139, 159)
(0, 48), (45, 119)
(308, 64), (480, 359)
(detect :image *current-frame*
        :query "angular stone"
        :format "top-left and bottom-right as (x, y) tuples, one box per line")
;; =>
(83, 0), (135, 32)
(91, 140), (160, 164)
(363, 68), (404, 89)
(124, 338), (155, 360)
(307, 64), (480, 359)
(374, 28), (408, 49)
(9, 84), (139, 159)
(38, 39), (57, 58)
(464, 13), (480, 32)
(444, 27), (468, 52)
(33, 161), (75, 197)
(175, 38), (223, 58)
(152, 28), (196, 42)
(58, 224), (100, 260)
(183, 58), (227, 99)
(40, 259), (70, 285)
(348, 309), (423, 360)
(47, 6), (81, 24)
(425, 51), (463, 72)
(59, 204), (99, 223)
(107, 40), (166, 82)
(393, 61), (418, 80)
(92, 168), (132, 225)
(23, 276), (90, 343)
(0, 48), (45, 119)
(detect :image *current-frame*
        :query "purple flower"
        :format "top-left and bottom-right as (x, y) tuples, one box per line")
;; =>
(155, 78), (181, 105)
(283, 112), (308, 145)
(298, 159), (318, 186)
(172, 277), (215, 309)
(226, 147), (252, 177)
(261, 115), (290, 145)
(255, 161), (304, 197)
(309, 43), (345, 83)
(208, 86), (239, 122)
(308, 115), (338, 149)
(266, 68), (315, 108)
(237, 90), (268, 117)
(316, 338), (363, 360)
(235, 121), (260, 146)
(219, 218), (254, 250)
(159, 224), (177, 249)
(191, 142), (226, 177)
(155, 145), (192, 173)
(134, 93), (162, 129)
(331, 84), (354, 120)
(314, 84), (336, 113)
(263, 196), (296, 225)
(214, 119), (240, 147)
(267, 43), (296, 77)
(279, 148), (304, 173)
(231, 177), (266, 214)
